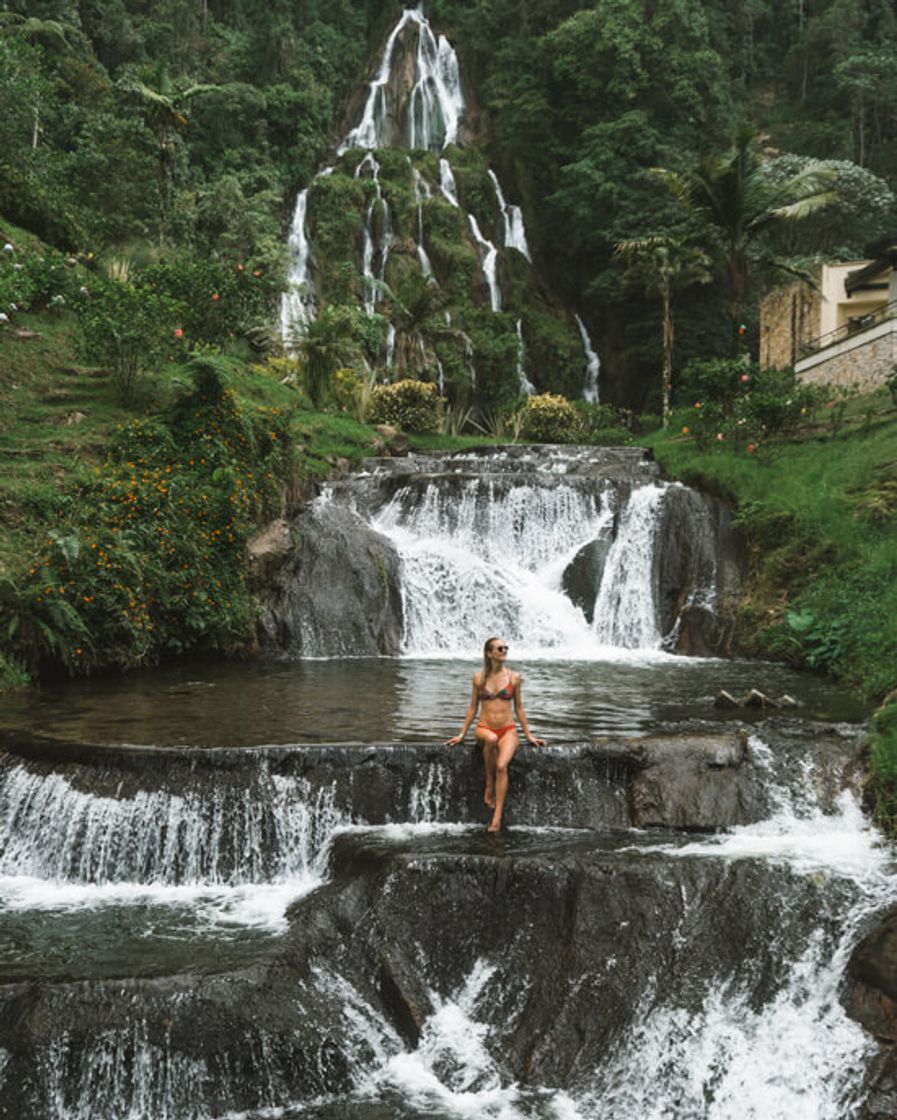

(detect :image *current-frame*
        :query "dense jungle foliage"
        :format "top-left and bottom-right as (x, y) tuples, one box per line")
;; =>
(3, 0), (897, 406)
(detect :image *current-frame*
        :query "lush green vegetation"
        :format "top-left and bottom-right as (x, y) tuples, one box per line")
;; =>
(868, 699), (897, 832)
(642, 377), (897, 702)
(3, 0), (896, 412)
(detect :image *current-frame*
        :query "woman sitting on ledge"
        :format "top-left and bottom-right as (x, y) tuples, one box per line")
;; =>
(445, 637), (546, 832)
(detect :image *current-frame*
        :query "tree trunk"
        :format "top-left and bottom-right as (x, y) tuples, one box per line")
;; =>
(661, 284), (673, 426)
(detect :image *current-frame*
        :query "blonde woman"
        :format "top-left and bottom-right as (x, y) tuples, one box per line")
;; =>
(446, 637), (546, 832)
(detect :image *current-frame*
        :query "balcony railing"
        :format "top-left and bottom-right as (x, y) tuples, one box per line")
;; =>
(798, 299), (897, 358)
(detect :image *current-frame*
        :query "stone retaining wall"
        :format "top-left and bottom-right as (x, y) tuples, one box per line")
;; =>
(795, 317), (897, 392)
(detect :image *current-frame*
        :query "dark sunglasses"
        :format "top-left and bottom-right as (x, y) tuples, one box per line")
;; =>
(494, 645), (508, 653)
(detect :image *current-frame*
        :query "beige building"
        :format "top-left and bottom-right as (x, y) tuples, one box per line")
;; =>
(760, 238), (897, 391)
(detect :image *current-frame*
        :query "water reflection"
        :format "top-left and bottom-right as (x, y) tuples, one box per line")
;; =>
(0, 656), (866, 748)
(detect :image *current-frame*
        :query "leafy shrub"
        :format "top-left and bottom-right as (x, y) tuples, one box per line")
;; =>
(678, 359), (815, 451)
(136, 257), (276, 348)
(0, 244), (83, 316)
(366, 378), (443, 433)
(633, 413), (662, 435)
(519, 393), (585, 443)
(574, 402), (620, 437)
(77, 276), (180, 403)
(592, 426), (633, 446)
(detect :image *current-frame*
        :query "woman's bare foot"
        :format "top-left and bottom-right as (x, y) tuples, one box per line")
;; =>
(486, 817), (501, 833)
(484, 785), (496, 808)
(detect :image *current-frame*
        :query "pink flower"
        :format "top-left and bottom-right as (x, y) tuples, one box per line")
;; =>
(747, 443), (756, 453)
(174, 328), (184, 338)
(212, 293), (220, 301)
(740, 373), (749, 382)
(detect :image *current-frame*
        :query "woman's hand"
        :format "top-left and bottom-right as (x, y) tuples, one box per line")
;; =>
(445, 735), (464, 746)
(527, 735), (546, 747)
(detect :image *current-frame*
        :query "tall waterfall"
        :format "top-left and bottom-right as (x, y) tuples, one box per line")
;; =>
(355, 153), (392, 315)
(515, 319), (535, 395)
(412, 168), (435, 281)
(576, 313), (601, 403)
(338, 6), (463, 155)
(279, 188), (315, 339)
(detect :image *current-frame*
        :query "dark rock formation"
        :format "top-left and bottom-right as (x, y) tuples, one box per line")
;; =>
(562, 534), (613, 624)
(654, 485), (744, 656)
(848, 908), (897, 1041)
(255, 502), (404, 657)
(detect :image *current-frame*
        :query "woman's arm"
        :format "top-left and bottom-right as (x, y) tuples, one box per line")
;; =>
(513, 673), (546, 746)
(445, 675), (481, 745)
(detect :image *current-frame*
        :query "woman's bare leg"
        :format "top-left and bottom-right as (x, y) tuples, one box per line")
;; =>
(488, 730), (519, 832)
(479, 730), (499, 807)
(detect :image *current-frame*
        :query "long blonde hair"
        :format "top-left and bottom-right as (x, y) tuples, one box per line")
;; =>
(481, 636), (504, 687)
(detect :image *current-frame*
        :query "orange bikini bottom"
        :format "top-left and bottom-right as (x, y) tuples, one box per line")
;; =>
(476, 723), (516, 741)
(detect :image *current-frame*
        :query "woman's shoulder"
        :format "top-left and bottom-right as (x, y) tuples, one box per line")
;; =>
(511, 669), (522, 685)
(473, 669), (484, 686)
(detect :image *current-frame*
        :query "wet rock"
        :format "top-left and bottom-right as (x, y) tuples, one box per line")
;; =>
(562, 535), (613, 624)
(374, 424), (410, 456)
(847, 908), (897, 1041)
(247, 517), (292, 587)
(654, 486), (744, 656)
(605, 731), (763, 830)
(715, 688), (740, 708)
(256, 502), (404, 657)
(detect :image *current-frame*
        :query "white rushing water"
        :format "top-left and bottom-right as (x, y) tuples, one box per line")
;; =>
(575, 313), (601, 403)
(339, 6), (463, 155)
(367, 468), (676, 657)
(515, 318), (535, 396)
(488, 170), (531, 261)
(355, 152), (392, 315)
(467, 215), (501, 312)
(280, 188), (315, 340)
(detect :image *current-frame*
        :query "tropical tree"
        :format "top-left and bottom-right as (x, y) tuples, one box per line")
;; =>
(289, 306), (365, 409)
(655, 126), (837, 348)
(614, 235), (711, 424)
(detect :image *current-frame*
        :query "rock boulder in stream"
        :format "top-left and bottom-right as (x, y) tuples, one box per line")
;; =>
(256, 502), (403, 657)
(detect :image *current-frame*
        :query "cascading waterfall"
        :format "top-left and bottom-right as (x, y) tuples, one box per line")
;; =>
(355, 152), (392, 315)
(280, 188), (315, 339)
(488, 169), (531, 261)
(412, 168), (435, 281)
(576, 312), (601, 403)
(439, 157), (460, 207)
(515, 318), (535, 395)
(340, 6), (463, 155)
(591, 482), (666, 648)
(467, 214), (501, 312)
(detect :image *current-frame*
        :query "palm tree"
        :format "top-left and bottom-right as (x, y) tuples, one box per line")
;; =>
(117, 64), (216, 242)
(615, 235), (711, 425)
(388, 275), (452, 379)
(290, 306), (363, 409)
(655, 126), (837, 349)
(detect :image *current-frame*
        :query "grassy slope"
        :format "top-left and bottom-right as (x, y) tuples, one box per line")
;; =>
(642, 394), (897, 700)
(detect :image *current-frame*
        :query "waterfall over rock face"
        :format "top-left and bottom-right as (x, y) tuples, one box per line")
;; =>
(0, 717), (889, 1120)
(278, 6), (596, 401)
(339, 7), (463, 155)
(257, 446), (742, 660)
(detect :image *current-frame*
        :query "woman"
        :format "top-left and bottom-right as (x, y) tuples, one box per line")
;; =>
(445, 637), (546, 832)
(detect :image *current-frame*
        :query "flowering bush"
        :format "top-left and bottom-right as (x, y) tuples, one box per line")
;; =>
(677, 359), (816, 451)
(366, 378), (443, 433)
(519, 393), (585, 443)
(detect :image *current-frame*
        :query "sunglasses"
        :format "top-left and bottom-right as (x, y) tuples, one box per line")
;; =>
(493, 645), (508, 653)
